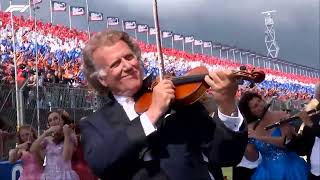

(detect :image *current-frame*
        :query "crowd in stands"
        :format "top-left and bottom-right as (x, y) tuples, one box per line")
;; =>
(0, 10), (319, 180)
(0, 11), (318, 103)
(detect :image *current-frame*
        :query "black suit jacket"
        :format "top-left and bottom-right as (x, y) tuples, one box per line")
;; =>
(80, 94), (247, 180)
(285, 117), (320, 164)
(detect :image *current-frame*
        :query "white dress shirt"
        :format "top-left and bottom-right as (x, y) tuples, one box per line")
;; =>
(237, 152), (262, 169)
(310, 120), (320, 176)
(114, 95), (157, 136)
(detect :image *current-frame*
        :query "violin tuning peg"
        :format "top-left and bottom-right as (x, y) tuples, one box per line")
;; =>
(249, 82), (255, 88)
(239, 65), (247, 71)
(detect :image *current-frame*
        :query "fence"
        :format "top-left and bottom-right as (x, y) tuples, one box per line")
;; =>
(0, 82), (309, 160)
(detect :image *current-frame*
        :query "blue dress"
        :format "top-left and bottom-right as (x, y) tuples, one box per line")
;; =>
(249, 127), (309, 180)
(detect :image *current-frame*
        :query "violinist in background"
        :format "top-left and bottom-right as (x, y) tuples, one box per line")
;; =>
(30, 110), (79, 180)
(9, 125), (42, 180)
(238, 91), (309, 180)
(285, 82), (320, 180)
(80, 30), (247, 180)
(71, 117), (98, 180)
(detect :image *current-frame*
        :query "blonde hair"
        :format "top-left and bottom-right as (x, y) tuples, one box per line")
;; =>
(82, 30), (141, 95)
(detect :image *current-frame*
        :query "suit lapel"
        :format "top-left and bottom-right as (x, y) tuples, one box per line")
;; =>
(89, 94), (131, 131)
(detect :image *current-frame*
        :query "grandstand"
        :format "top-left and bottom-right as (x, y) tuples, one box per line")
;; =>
(0, 9), (318, 130)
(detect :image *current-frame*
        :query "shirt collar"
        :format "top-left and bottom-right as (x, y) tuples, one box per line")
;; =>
(114, 95), (134, 106)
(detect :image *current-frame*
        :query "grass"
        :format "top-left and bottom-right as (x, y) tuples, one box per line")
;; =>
(222, 167), (232, 180)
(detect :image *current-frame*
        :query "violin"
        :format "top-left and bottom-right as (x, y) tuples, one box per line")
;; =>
(134, 66), (265, 113)
(265, 99), (320, 130)
(138, 0), (265, 114)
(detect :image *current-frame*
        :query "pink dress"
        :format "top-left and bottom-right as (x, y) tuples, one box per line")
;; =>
(19, 151), (42, 180)
(41, 136), (79, 180)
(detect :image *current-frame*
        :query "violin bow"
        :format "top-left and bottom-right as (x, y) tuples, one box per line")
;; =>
(152, 0), (165, 80)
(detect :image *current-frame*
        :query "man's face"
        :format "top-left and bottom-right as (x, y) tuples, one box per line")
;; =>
(93, 40), (143, 97)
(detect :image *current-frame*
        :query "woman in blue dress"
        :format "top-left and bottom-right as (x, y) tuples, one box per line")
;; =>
(239, 92), (309, 180)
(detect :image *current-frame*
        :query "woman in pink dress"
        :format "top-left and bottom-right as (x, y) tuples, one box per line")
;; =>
(9, 124), (42, 180)
(31, 109), (79, 180)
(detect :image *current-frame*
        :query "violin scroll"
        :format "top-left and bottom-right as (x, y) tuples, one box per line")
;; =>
(235, 66), (265, 86)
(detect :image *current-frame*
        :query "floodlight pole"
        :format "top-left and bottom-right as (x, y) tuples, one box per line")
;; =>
(262, 10), (280, 58)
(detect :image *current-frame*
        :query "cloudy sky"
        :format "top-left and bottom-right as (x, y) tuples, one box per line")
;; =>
(2, 0), (319, 70)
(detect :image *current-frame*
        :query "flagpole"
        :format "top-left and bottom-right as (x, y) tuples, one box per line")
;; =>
(106, 19), (109, 29)
(68, 6), (72, 29)
(9, 0), (21, 130)
(210, 46), (213, 56)
(134, 29), (137, 39)
(146, 31), (149, 44)
(191, 43), (194, 54)
(85, 0), (91, 39)
(171, 36), (174, 49)
(201, 44), (204, 54)
(121, 20), (124, 31)
(33, 5), (40, 136)
(50, 0), (53, 23)
(182, 40), (185, 51)
(28, 0), (32, 20)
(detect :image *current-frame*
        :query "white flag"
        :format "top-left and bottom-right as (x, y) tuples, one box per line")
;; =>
(185, 36), (194, 43)
(137, 24), (148, 33)
(149, 27), (157, 35)
(31, 0), (42, 5)
(89, 12), (103, 21)
(107, 17), (119, 26)
(162, 31), (172, 38)
(173, 34), (183, 41)
(194, 40), (203, 46)
(124, 21), (136, 30)
(52, 1), (66, 11)
(203, 41), (212, 48)
(70, 6), (85, 16)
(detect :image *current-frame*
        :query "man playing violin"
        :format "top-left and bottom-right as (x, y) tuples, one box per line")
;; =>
(285, 82), (320, 180)
(80, 30), (247, 180)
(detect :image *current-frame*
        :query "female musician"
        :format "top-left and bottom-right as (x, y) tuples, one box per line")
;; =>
(30, 109), (79, 180)
(9, 125), (42, 180)
(239, 92), (309, 180)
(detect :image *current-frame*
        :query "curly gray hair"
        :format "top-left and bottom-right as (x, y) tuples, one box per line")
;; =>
(315, 82), (320, 101)
(82, 30), (141, 95)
